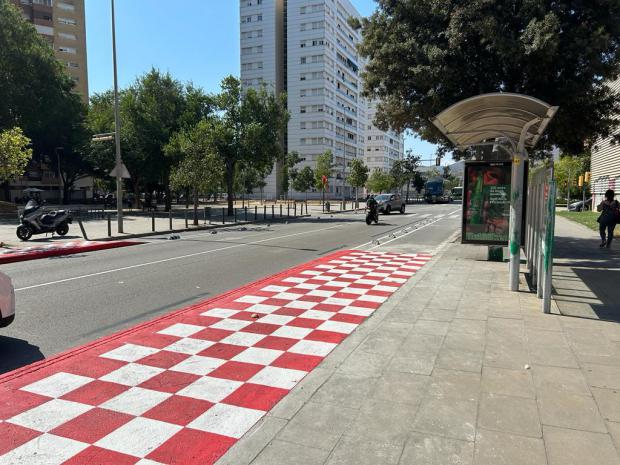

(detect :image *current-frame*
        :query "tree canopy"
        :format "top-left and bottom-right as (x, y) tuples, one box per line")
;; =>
(355, 1), (620, 156)
(367, 170), (395, 194)
(0, 128), (32, 183)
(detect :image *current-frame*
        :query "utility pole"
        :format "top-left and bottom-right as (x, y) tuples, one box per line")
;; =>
(566, 164), (571, 211)
(55, 147), (63, 204)
(111, 0), (124, 233)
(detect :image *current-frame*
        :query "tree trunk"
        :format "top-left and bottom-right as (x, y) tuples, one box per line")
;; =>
(133, 179), (140, 210)
(226, 160), (235, 216)
(193, 188), (199, 225)
(406, 180), (410, 205)
(355, 186), (358, 210)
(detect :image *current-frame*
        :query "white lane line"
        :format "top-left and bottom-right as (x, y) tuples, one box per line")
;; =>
(15, 225), (341, 292)
(367, 208), (461, 250)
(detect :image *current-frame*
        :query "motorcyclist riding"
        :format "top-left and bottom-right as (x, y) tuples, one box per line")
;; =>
(366, 195), (379, 225)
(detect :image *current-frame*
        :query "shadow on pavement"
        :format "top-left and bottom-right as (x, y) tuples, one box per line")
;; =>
(0, 336), (45, 374)
(553, 234), (620, 322)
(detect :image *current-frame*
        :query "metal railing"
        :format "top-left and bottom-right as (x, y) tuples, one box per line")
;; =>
(524, 162), (556, 313)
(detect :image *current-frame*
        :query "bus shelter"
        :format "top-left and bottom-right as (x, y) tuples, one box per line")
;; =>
(431, 93), (558, 302)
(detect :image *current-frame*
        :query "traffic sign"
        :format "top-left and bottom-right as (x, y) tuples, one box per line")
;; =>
(109, 162), (131, 179)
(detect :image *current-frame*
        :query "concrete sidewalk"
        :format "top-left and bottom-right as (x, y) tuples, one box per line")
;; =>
(217, 240), (620, 465)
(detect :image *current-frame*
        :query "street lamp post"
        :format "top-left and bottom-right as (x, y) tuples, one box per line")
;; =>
(111, 0), (123, 233)
(55, 147), (63, 204)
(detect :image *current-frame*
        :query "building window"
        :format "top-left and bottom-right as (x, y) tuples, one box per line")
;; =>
(257, 14), (262, 21)
(58, 46), (76, 54)
(58, 32), (76, 40)
(57, 2), (75, 11)
(67, 61), (79, 68)
(58, 17), (77, 26)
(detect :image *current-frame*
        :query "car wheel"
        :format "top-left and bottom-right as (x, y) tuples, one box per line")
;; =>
(385, 206), (391, 215)
(400, 204), (405, 214)
(56, 222), (69, 236)
(16, 225), (33, 241)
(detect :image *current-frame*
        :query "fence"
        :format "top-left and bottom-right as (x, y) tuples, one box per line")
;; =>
(524, 162), (556, 313)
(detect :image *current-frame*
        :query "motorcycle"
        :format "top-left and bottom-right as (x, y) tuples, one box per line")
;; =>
(365, 205), (379, 225)
(16, 200), (72, 241)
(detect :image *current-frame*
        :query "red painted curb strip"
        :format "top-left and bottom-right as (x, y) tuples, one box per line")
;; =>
(0, 249), (354, 385)
(0, 241), (142, 265)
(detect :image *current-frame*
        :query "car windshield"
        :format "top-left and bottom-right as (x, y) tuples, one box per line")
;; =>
(374, 194), (391, 201)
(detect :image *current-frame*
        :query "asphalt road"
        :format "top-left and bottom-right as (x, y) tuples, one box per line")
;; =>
(1, 203), (461, 373)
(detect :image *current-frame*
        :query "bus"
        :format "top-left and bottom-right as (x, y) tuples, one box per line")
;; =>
(424, 177), (452, 203)
(451, 186), (463, 201)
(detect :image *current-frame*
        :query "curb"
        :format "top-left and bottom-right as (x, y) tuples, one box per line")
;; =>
(0, 240), (141, 265)
(0, 248), (354, 385)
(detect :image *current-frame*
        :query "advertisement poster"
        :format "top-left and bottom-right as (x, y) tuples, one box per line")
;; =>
(462, 161), (512, 245)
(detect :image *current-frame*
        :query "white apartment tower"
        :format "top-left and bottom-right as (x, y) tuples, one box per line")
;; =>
(240, 0), (402, 199)
(365, 101), (405, 172)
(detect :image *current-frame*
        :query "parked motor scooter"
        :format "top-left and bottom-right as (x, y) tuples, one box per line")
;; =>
(16, 200), (72, 241)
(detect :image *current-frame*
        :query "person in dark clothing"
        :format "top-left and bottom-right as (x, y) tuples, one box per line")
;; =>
(597, 189), (619, 248)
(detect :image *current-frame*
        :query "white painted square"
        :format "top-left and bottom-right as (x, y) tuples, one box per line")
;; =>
(245, 303), (281, 314)
(100, 387), (171, 416)
(100, 343), (160, 363)
(177, 376), (243, 402)
(327, 280), (349, 287)
(0, 433), (88, 465)
(220, 332), (266, 347)
(188, 403), (264, 439)
(318, 320), (358, 334)
(8, 399), (93, 432)
(367, 272), (391, 278)
(299, 310), (333, 321)
(352, 267), (373, 273)
(282, 276), (307, 284)
(294, 282), (321, 290)
(323, 297), (354, 307)
(256, 314), (295, 326)
(273, 292), (301, 301)
(249, 366), (307, 390)
(271, 326), (313, 340)
(393, 271), (415, 277)
(306, 289), (336, 298)
(384, 277), (406, 284)
(374, 285), (397, 293)
(261, 285), (291, 293)
(157, 323), (205, 338)
(96, 417), (182, 458)
(163, 337), (215, 355)
(21, 372), (93, 398)
(340, 273), (364, 280)
(341, 306), (374, 317)
(312, 275), (333, 282)
(235, 295), (267, 304)
(100, 363), (164, 386)
(136, 460), (166, 465)
(284, 300), (317, 310)
(315, 264), (336, 269)
(343, 287), (368, 295)
(358, 294), (388, 303)
(289, 340), (337, 357)
(170, 355), (225, 376)
(300, 270), (323, 276)
(210, 319), (252, 331)
(201, 308), (239, 318)
(232, 347), (283, 365)
(355, 279), (382, 286)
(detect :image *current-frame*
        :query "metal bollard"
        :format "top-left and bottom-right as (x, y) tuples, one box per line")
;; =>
(244, 207), (248, 222)
(234, 208), (237, 223)
(204, 207), (208, 224)
(287, 204), (290, 218)
(107, 214), (111, 237)
(272, 205), (275, 220)
(222, 207), (225, 224)
(280, 204), (282, 218)
(294, 203), (297, 217)
(184, 209), (188, 228)
(255, 205), (258, 221)
(169, 210), (173, 230)
(152, 212), (155, 232)
(263, 205), (267, 221)
(208, 207), (212, 224)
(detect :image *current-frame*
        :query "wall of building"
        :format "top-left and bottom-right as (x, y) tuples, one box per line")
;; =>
(364, 101), (404, 173)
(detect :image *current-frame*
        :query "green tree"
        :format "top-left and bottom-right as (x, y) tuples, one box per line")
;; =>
(292, 166), (315, 201)
(211, 77), (289, 215)
(412, 171), (426, 194)
(0, 127), (32, 183)
(166, 119), (224, 224)
(279, 151), (304, 199)
(354, 1), (620, 156)
(347, 158), (369, 206)
(367, 170), (395, 194)
(555, 154), (590, 202)
(314, 150), (335, 207)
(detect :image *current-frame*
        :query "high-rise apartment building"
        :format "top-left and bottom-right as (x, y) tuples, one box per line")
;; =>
(364, 101), (405, 173)
(240, 0), (402, 199)
(12, 0), (89, 99)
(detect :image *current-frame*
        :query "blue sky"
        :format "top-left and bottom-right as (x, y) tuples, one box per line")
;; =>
(85, 0), (442, 162)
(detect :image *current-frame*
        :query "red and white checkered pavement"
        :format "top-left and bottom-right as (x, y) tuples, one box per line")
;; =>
(0, 240), (140, 264)
(0, 250), (430, 465)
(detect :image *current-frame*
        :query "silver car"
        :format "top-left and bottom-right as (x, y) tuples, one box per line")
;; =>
(0, 272), (15, 328)
(374, 193), (406, 214)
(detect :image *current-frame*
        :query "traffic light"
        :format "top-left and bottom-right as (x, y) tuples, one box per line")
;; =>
(585, 171), (591, 183)
(578, 175), (584, 187)
(435, 157), (441, 166)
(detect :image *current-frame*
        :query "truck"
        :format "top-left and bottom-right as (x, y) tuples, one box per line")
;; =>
(424, 177), (452, 203)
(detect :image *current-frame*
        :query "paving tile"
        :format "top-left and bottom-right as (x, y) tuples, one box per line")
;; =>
(529, 347), (579, 368)
(481, 366), (535, 398)
(250, 440), (330, 465)
(215, 416), (287, 465)
(387, 351), (437, 375)
(399, 333), (445, 353)
(543, 425), (620, 465)
(450, 319), (487, 335)
(277, 401), (357, 451)
(483, 345), (531, 370)
(443, 331), (485, 353)
(401, 432), (473, 465)
(436, 349), (483, 373)
(607, 421), (620, 453)
(428, 369), (481, 401)
(591, 387), (620, 422)
(537, 388), (607, 433)
(531, 365), (590, 395)
(325, 436), (403, 465)
(474, 429), (547, 465)
(413, 396), (477, 442)
(372, 371), (429, 406)
(412, 320), (450, 336)
(346, 399), (418, 443)
(337, 350), (390, 378)
(311, 372), (378, 409)
(583, 363), (620, 390)
(477, 393), (541, 438)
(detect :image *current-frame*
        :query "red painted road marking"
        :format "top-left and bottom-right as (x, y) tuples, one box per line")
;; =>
(0, 240), (142, 264)
(0, 250), (431, 465)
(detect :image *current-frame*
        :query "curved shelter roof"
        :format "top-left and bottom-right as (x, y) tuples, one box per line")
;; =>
(431, 93), (558, 152)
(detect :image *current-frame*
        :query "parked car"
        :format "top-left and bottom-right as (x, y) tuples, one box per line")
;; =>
(0, 272), (15, 328)
(568, 198), (592, 212)
(373, 193), (406, 214)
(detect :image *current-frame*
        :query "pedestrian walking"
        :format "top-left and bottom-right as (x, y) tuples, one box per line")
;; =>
(596, 189), (620, 248)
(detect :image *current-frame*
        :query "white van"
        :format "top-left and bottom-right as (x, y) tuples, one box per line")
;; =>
(0, 272), (15, 327)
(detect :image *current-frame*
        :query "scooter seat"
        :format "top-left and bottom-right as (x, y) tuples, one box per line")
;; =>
(40, 214), (56, 225)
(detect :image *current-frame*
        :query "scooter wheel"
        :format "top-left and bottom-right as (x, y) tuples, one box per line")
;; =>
(16, 225), (33, 241)
(56, 222), (69, 236)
